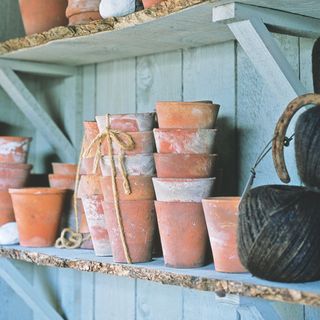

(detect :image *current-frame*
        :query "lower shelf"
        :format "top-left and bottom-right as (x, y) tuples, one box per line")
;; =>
(0, 245), (320, 307)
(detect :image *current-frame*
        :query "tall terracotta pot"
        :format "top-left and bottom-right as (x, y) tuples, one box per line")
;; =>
(202, 197), (246, 273)
(0, 136), (31, 163)
(66, 0), (102, 25)
(19, 0), (68, 35)
(9, 188), (67, 247)
(102, 200), (156, 263)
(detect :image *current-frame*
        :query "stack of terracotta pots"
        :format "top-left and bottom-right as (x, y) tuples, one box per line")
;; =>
(152, 101), (220, 268)
(0, 137), (32, 228)
(95, 113), (157, 263)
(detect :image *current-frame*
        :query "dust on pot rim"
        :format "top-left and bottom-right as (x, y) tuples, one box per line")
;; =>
(52, 163), (78, 175)
(9, 187), (67, 194)
(202, 196), (241, 202)
(152, 177), (216, 202)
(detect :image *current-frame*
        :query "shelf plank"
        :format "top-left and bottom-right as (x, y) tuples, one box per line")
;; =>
(1, 245), (320, 307)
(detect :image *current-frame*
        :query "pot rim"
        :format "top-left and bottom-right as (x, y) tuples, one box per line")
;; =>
(202, 196), (240, 202)
(0, 136), (32, 141)
(154, 200), (203, 205)
(153, 177), (216, 182)
(156, 101), (220, 107)
(52, 162), (77, 166)
(153, 128), (218, 133)
(153, 153), (218, 158)
(0, 163), (33, 170)
(96, 112), (155, 118)
(9, 187), (67, 195)
(48, 174), (76, 179)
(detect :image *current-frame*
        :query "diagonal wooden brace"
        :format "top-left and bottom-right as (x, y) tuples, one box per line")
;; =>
(0, 67), (76, 162)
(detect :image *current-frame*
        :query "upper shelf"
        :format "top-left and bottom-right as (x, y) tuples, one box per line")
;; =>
(1, 245), (320, 307)
(0, 0), (319, 66)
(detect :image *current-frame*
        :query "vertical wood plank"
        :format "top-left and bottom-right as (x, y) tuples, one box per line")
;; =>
(95, 274), (136, 320)
(299, 37), (316, 92)
(183, 42), (237, 194)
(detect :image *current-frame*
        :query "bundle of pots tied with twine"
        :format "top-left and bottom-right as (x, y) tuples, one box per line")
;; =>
(0, 136), (32, 244)
(94, 113), (157, 263)
(238, 93), (320, 283)
(152, 101), (219, 268)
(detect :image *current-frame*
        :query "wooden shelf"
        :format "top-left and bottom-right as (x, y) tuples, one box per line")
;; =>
(0, 0), (319, 66)
(1, 245), (320, 306)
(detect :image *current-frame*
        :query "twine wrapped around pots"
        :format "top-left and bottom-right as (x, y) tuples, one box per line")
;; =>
(238, 93), (320, 283)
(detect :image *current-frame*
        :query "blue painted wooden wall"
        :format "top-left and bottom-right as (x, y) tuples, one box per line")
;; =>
(0, 1), (319, 319)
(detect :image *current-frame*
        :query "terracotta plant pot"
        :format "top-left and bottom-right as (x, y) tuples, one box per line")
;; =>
(100, 154), (155, 176)
(96, 113), (155, 132)
(155, 201), (209, 268)
(80, 157), (102, 175)
(0, 136), (31, 163)
(202, 197), (246, 273)
(154, 154), (218, 178)
(83, 121), (100, 156)
(153, 128), (217, 154)
(156, 101), (220, 129)
(100, 131), (155, 155)
(48, 174), (76, 190)
(82, 195), (111, 256)
(152, 178), (215, 202)
(0, 191), (15, 227)
(52, 163), (77, 175)
(142, 0), (165, 8)
(66, 0), (102, 25)
(102, 200), (156, 263)
(19, 0), (68, 35)
(100, 176), (155, 201)
(77, 175), (102, 198)
(0, 163), (33, 189)
(9, 188), (67, 247)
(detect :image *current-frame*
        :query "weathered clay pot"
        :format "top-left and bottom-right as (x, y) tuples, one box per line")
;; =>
(156, 101), (220, 129)
(77, 175), (101, 198)
(142, 0), (165, 8)
(202, 197), (246, 273)
(66, 0), (101, 25)
(155, 201), (209, 268)
(82, 195), (111, 256)
(83, 121), (100, 157)
(153, 128), (217, 154)
(48, 174), (76, 190)
(100, 176), (155, 201)
(154, 154), (218, 178)
(152, 178), (215, 202)
(9, 188), (67, 247)
(0, 136), (31, 163)
(79, 199), (94, 249)
(100, 154), (155, 176)
(52, 163), (77, 175)
(0, 191), (15, 227)
(100, 131), (155, 155)
(0, 163), (33, 190)
(19, 0), (68, 35)
(102, 200), (156, 263)
(80, 157), (102, 175)
(96, 113), (155, 132)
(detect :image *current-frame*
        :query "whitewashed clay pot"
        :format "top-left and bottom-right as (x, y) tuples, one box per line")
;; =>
(0, 222), (19, 245)
(153, 128), (217, 154)
(99, 0), (135, 18)
(100, 154), (155, 176)
(96, 113), (155, 132)
(0, 136), (31, 163)
(152, 178), (216, 202)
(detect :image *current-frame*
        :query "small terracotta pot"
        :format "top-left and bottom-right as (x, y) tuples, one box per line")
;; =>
(0, 136), (31, 164)
(156, 101), (220, 129)
(154, 154), (218, 178)
(142, 0), (165, 8)
(155, 201), (209, 268)
(202, 197), (246, 273)
(66, 0), (101, 25)
(19, 0), (68, 35)
(83, 121), (100, 156)
(96, 113), (155, 132)
(80, 157), (102, 175)
(77, 175), (102, 198)
(52, 163), (77, 175)
(100, 154), (155, 176)
(0, 191), (15, 226)
(100, 176), (155, 201)
(153, 178), (215, 202)
(0, 163), (33, 190)
(102, 200), (156, 263)
(82, 195), (111, 256)
(9, 188), (67, 247)
(100, 131), (155, 155)
(153, 128), (217, 154)
(48, 174), (76, 190)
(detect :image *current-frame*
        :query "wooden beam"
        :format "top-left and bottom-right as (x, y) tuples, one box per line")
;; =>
(227, 18), (307, 105)
(0, 59), (77, 77)
(213, 3), (320, 39)
(0, 68), (76, 162)
(0, 258), (63, 320)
